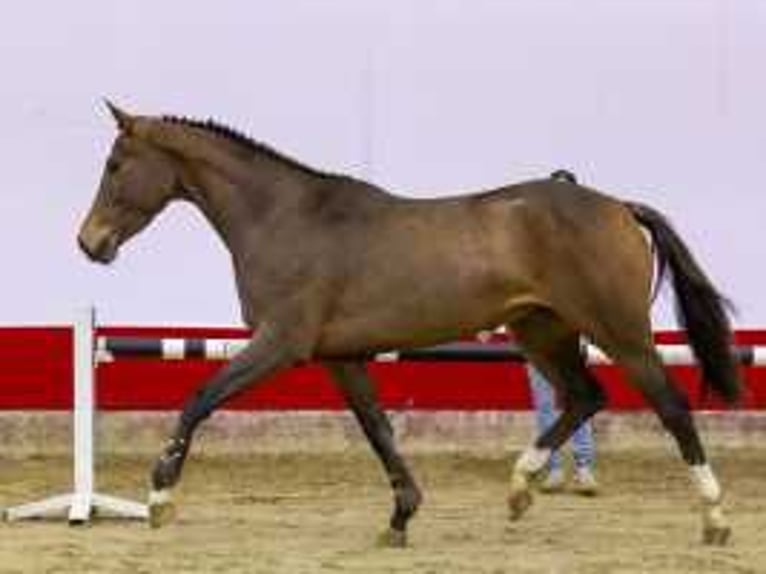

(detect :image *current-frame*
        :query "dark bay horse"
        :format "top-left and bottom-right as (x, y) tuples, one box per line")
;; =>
(78, 103), (741, 546)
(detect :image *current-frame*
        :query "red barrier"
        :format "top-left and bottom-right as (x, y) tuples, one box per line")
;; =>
(0, 326), (764, 411)
(0, 328), (73, 409)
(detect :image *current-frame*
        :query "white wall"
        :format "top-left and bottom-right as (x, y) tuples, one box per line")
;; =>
(1, 1), (764, 327)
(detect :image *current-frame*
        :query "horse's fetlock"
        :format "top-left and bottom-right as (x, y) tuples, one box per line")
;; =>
(395, 483), (422, 516)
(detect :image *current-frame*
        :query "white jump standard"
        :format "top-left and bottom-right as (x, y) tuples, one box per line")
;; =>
(3, 308), (148, 524)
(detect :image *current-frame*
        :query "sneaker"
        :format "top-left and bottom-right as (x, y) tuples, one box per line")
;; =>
(572, 467), (599, 497)
(539, 470), (566, 494)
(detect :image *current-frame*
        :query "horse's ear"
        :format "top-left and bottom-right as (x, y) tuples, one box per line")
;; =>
(104, 99), (134, 133)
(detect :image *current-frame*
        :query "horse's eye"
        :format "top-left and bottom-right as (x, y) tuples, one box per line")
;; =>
(106, 159), (121, 174)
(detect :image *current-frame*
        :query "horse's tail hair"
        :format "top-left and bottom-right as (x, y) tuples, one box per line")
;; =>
(626, 201), (741, 404)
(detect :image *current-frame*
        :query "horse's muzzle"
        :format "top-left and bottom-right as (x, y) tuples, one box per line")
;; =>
(78, 232), (118, 264)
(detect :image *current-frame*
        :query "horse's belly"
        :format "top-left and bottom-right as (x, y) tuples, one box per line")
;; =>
(313, 291), (521, 358)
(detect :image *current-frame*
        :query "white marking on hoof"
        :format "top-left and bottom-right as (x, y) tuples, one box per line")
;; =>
(507, 445), (548, 521)
(515, 446), (551, 475)
(689, 464), (731, 544)
(690, 464), (722, 503)
(149, 489), (172, 506)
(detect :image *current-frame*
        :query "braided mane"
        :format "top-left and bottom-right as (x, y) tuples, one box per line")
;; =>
(161, 115), (333, 179)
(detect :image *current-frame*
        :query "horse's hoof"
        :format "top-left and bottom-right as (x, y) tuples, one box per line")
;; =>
(149, 500), (176, 528)
(508, 489), (533, 521)
(148, 489), (176, 529)
(702, 524), (731, 546)
(376, 528), (408, 548)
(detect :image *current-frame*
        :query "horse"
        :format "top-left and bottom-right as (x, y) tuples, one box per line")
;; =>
(77, 102), (741, 547)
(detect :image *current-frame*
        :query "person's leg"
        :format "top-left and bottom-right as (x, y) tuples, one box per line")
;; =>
(570, 417), (599, 495)
(571, 416), (595, 469)
(527, 364), (565, 489)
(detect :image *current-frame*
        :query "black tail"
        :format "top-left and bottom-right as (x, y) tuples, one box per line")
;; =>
(627, 202), (741, 404)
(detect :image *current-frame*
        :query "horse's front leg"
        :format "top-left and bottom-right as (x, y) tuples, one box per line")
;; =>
(325, 361), (422, 547)
(149, 326), (297, 528)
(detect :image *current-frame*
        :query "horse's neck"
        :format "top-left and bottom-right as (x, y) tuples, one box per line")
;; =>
(173, 137), (312, 253)
(184, 167), (253, 252)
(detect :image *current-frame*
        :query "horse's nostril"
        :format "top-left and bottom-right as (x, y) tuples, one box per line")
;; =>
(78, 235), (97, 260)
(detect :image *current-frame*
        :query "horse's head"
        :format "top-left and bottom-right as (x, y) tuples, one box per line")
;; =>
(77, 101), (181, 264)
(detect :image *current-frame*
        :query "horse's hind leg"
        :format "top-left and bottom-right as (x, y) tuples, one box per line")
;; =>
(325, 361), (422, 548)
(611, 345), (731, 545)
(506, 308), (606, 520)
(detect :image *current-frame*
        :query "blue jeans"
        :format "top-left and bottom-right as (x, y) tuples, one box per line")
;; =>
(528, 365), (595, 472)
